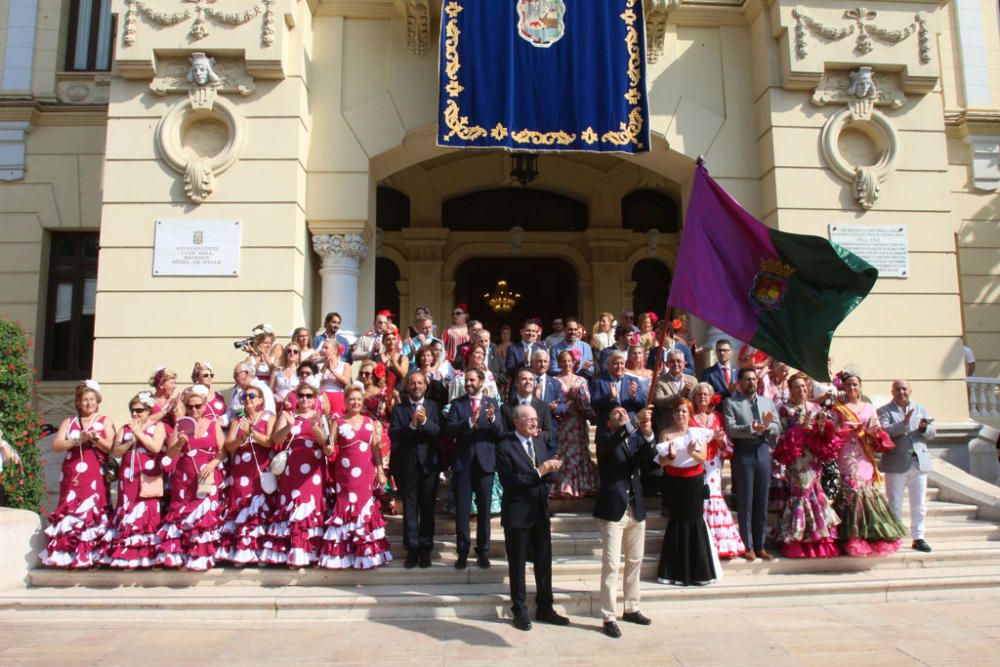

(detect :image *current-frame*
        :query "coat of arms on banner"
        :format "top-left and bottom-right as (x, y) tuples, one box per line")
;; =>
(517, 0), (566, 47)
(749, 258), (795, 311)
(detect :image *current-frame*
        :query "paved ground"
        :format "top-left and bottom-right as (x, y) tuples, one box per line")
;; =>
(1, 596), (998, 666)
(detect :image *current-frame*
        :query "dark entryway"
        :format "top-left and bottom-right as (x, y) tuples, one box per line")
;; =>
(453, 258), (578, 337)
(631, 258), (672, 319)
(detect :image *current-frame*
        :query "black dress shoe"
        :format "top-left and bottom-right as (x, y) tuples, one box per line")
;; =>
(404, 550), (418, 569)
(603, 621), (622, 638)
(536, 608), (570, 626)
(455, 554), (468, 570)
(476, 554), (491, 569)
(912, 539), (932, 553)
(418, 552), (432, 568)
(622, 610), (652, 626)
(512, 614), (532, 631)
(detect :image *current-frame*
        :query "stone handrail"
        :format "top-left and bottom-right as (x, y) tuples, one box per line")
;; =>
(967, 377), (1000, 418)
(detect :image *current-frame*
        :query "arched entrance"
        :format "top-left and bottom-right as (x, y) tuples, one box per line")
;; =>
(632, 258), (672, 318)
(375, 257), (401, 318)
(454, 258), (578, 335)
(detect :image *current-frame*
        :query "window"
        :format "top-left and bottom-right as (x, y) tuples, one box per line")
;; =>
(65, 0), (114, 72)
(443, 188), (588, 231)
(621, 189), (680, 233)
(43, 233), (99, 380)
(376, 187), (411, 231)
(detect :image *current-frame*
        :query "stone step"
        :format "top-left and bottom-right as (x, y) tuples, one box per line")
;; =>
(26, 540), (1000, 591)
(9, 565), (1000, 620)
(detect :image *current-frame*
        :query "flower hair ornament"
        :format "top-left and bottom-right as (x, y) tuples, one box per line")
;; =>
(373, 363), (387, 380)
(136, 391), (156, 408)
(671, 318), (683, 331)
(304, 374), (321, 391)
(628, 332), (642, 346)
(252, 323), (274, 337)
(80, 379), (102, 394)
(189, 384), (210, 397)
(150, 366), (166, 388)
(709, 394), (722, 407)
(350, 380), (365, 392)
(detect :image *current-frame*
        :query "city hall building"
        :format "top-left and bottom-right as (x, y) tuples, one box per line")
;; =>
(0, 0), (998, 461)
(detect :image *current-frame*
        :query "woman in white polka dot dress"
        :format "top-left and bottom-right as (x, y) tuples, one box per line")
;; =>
(39, 380), (116, 568)
(155, 386), (226, 571)
(103, 391), (167, 568)
(217, 384), (275, 565)
(319, 385), (393, 569)
(261, 377), (329, 567)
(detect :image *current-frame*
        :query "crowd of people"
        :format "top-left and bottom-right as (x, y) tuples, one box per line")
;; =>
(36, 305), (937, 636)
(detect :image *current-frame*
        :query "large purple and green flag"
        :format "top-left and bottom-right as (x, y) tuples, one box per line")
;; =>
(668, 163), (877, 381)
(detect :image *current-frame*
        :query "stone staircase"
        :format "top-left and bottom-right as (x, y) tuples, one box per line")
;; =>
(4, 483), (1000, 620)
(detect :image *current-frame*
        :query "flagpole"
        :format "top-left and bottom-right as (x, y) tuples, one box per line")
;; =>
(645, 306), (675, 410)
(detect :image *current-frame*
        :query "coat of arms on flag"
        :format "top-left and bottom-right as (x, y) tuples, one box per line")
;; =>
(517, 0), (566, 48)
(438, 0), (649, 154)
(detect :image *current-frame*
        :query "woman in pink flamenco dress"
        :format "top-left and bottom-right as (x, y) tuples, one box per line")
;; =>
(39, 380), (116, 568)
(690, 383), (745, 559)
(217, 384), (275, 565)
(830, 371), (906, 557)
(103, 391), (167, 568)
(319, 385), (393, 569)
(261, 377), (330, 567)
(155, 386), (226, 571)
(772, 374), (842, 558)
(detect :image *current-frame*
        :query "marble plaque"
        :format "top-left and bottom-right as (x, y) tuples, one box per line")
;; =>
(153, 219), (241, 276)
(829, 224), (908, 278)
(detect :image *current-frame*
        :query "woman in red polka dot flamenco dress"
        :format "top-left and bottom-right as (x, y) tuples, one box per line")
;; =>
(260, 376), (329, 567)
(320, 384), (393, 569)
(39, 380), (116, 568)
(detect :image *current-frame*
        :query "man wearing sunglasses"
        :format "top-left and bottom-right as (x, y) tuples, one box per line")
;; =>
(225, 361), (276, 425)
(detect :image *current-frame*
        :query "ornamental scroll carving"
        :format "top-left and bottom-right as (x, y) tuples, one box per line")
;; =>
(312, 234), (369, 271)
(792, 7), (931, 65)
(153, 53), (251, 204)
(404, 0), (431, 56)
(643, 0), (677, 65)
(123, 0), (277, 48)
(813, 67), (903, 210)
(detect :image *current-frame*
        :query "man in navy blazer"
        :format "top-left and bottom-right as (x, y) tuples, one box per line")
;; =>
(502, 368), (554, 443)
(446, 367), (503, 569)
(495, 404), (568, 631)
(389, 371), (442, 569)
(591, 351), (648, 442)
(505, 319), (546, 378)
(528, 349), (567, 420)
(593, 406), (655, 638)
(699, 339), (738, 399)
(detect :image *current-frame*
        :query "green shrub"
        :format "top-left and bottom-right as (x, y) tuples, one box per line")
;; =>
(0, 319), (46, 513)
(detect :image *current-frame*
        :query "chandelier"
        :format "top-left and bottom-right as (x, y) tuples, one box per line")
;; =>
(483, 279), (522, 314)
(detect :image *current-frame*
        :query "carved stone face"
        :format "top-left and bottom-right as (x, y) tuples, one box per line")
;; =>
(191, 63), (211, 86)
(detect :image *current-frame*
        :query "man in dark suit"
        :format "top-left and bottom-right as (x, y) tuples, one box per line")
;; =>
(528, 348), (567, 420)
(495, 404), (569, 631)
(598, 324), (633, 379)
(594, 406), (655, 638)
(699, 339), (738, 399)
(473, 328), (507, 388)
(389, 371), (441, 569)
(502, 368), (554, 443)
(505, 319), (546, 378)
(590, 350), (648, 442)
(445, 367), (503, 569)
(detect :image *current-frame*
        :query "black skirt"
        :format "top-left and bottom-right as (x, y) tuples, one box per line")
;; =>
(657, 472), (717, 585)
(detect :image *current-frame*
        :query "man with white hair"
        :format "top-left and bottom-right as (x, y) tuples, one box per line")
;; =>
(877, 380), (935, 553)
(225, 361), (276, 425)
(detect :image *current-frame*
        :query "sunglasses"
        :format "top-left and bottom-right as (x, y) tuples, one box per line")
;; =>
(242, 392), (259, 401)
(297, 393), (316, 399)
(129, 407), (149, 414)
(358, 371), (372, 377)
(453, 311), (465, 315)
(186, 403), (205, 410)
(287, 349), (300, 355)
(200, 372), (214, 378)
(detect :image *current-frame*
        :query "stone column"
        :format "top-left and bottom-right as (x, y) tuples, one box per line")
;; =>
(312, 233), (369, 338)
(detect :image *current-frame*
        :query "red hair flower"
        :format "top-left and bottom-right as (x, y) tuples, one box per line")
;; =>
(671, 318), (683, 331)
(373, 363), (387, 380)
(709, 394), (722, 407)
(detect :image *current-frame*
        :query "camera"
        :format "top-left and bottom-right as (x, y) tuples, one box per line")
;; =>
(233, 335), (255, 350)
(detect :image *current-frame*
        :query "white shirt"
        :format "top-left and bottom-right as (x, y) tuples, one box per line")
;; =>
(515, 432), (541, 475)
(655, 427), (713, 468)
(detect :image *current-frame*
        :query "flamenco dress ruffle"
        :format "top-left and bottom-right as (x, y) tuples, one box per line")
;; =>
(103, 435), (163, 569)
(217, 439), (273, 565)
(155, 448), (224, 571)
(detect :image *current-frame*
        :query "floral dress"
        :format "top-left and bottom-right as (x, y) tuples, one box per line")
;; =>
(772, 403), (842, 558)
(39, 415), (112, 568)
(217, 415), (273, 565)
(363, 388), (396, 513)
(692, 411), (745, 559)
(831, 401), (906, 557)
(103, 422), (164, 568)
(156, 424), (224, 571)
(551, 375), (598, 498)
(260, 415), (327, 567)
(319, 417), (393, 569)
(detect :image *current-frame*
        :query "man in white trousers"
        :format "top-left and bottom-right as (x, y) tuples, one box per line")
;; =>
(877, 380), (935, 552)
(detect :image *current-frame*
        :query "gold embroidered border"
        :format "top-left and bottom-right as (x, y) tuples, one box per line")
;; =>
(440, 0), (645, 150)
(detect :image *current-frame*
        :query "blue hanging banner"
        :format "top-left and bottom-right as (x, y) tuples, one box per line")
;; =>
(437, 0), (650, 154)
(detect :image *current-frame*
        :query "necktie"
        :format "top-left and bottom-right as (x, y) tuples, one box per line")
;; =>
(525, 438), (536, 464)
(723, 366), (730, 384)
(750, 399), (761, 423)
(471, 397), (479, 416)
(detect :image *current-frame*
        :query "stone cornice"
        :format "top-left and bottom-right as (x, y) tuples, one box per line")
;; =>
(314, 0), (397, 17)
(0, 101), (108, 126)
(945, 108), (1000, 136)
